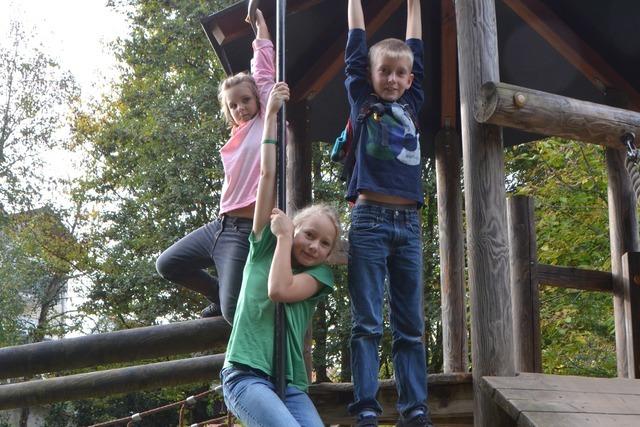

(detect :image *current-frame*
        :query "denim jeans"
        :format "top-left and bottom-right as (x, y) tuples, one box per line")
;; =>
(221, 366), (324, 427)
(155, 215), (252, 324)
(347, 201), (428, 416)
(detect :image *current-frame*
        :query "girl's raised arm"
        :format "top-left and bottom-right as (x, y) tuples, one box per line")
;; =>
(252, 82), (289, 236)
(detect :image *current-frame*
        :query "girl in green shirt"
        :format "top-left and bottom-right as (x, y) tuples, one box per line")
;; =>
(221, 82), (342, 427)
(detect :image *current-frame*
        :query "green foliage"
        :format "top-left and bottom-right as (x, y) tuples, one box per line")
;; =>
(0, 207), (88, 346)
(0, 21), (84, 348)
(0, 21), (79, 210)
(74, 0), (236, 325)
(506, 138), (616, 377)
(46, 384), (218, 426)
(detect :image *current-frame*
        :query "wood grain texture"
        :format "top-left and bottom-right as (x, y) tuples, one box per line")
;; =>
(435, 129), (468, 373)
(0, 354), (226, 410)
(508, 196), (541, 373)
(607, 148), (640, 377)
(622, 252), (640, 378)
(475, 82), (640, 150)
(483, 373), (640, 427)
(536, 264), (613, 293)
(309, 373), (474, 425)
(455, 0), (515, 425)
(0, 317), (230, 380)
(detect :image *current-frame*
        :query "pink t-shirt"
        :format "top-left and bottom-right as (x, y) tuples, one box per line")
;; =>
(219, 39), (275, 215)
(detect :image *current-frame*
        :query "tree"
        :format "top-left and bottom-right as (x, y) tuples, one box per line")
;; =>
(74, 0), (236, 325)
(0, 21), (78, 211)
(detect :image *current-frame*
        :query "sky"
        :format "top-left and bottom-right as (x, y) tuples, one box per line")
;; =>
(0, 0), (131, 183)
(0, 0), (130, 102)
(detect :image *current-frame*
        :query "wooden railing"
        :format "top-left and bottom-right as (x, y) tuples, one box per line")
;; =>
(508, 195), (640, 377)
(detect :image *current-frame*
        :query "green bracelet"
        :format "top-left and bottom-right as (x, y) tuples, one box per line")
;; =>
(262, 139), (277, 145)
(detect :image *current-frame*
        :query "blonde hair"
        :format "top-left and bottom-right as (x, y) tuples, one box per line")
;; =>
(293, 203), (342, 257)
(368, 38), (414, 70)
(217, 72), (260, 127)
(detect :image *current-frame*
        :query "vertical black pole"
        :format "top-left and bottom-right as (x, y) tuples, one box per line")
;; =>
(274, 0), (287, 400)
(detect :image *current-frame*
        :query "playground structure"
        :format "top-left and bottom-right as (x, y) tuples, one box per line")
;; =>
(2, 0), (640, 425)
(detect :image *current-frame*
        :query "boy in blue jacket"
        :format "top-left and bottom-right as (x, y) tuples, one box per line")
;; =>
(345, 1), (432, 426)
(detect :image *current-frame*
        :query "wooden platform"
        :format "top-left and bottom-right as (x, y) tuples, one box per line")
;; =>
(482, 373), (640, 426)
(310, 372), (473, 426)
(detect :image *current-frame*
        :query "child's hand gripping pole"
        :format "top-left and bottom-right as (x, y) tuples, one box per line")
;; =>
(246, 0), (260, 35)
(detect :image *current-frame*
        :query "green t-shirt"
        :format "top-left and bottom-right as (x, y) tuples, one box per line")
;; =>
(224, 224), (334, 391)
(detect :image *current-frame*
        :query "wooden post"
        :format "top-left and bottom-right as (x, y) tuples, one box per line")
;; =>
(608, 143), (640, 377)
(437, 0), (467, 374)
(0, 317), (230, 380)
(507, 196), (541, 373)
(474, 82), (640, 150)
(0, 354), (225, 410)
(287, 101), (314, 381)
(455, 1), (515, 426)
(286, 101), (312, 212)
(436, 129), (467, 374)
(622, 252), (640, 378)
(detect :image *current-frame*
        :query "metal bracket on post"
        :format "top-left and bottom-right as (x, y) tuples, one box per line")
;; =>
(622, 132), (638, 162)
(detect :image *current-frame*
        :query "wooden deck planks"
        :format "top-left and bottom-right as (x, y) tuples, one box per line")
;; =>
(482, 373), (640, 426)
(519, 412), (640, 427)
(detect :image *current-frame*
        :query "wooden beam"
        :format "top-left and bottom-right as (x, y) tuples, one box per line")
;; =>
(309, 373), (474, 425)
(607, 147), (640, 377)
(0, 366), (474, 426)
(292, 0), (404, 102)
(0, 317), (230, 380)
(0, 354), (225, 411)
(440, 0), (458, 128)
(437, 0), (467, 374)
(475, 81), (640, 150)
(501, 0), (640, 110)
(435, 128), (467, 374)
(455, 1), (515, 426)
(622, 252), (640, 378)
(508, 196), (541, 373)
(536, 264), (613, 293)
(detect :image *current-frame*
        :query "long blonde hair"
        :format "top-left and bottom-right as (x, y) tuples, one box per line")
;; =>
(217, 72), (260, 127)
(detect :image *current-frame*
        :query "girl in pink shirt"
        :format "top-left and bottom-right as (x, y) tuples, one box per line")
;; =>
(156, 10), (274, 324)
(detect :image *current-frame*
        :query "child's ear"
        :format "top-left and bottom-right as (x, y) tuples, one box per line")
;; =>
(407, 72), (414, 88)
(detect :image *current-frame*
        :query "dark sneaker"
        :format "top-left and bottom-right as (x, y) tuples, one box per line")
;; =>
(356, 415), (378, 427)
(201, 302), (222, 318)
(396, 412), (434, 427)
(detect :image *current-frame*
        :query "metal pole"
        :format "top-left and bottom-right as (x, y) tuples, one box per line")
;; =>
(274, 0), (287, 400)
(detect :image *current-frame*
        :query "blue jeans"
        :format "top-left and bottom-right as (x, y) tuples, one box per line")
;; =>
(347, 201), (428, 416)
(156, 215), (252, 324)
(221, 366), (324, 427)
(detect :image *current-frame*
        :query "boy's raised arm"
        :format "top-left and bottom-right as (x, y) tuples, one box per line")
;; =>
(406, 0), (422, 40)
(348, 0), (365, 31)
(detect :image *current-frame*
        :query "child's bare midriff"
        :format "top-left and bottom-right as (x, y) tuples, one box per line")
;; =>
(226, 203), (255, 219)
(358, 190), (415, 207)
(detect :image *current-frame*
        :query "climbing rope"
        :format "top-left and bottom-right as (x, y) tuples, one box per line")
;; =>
(621, 132), (640, 202)
(87, 389), (220, 427)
